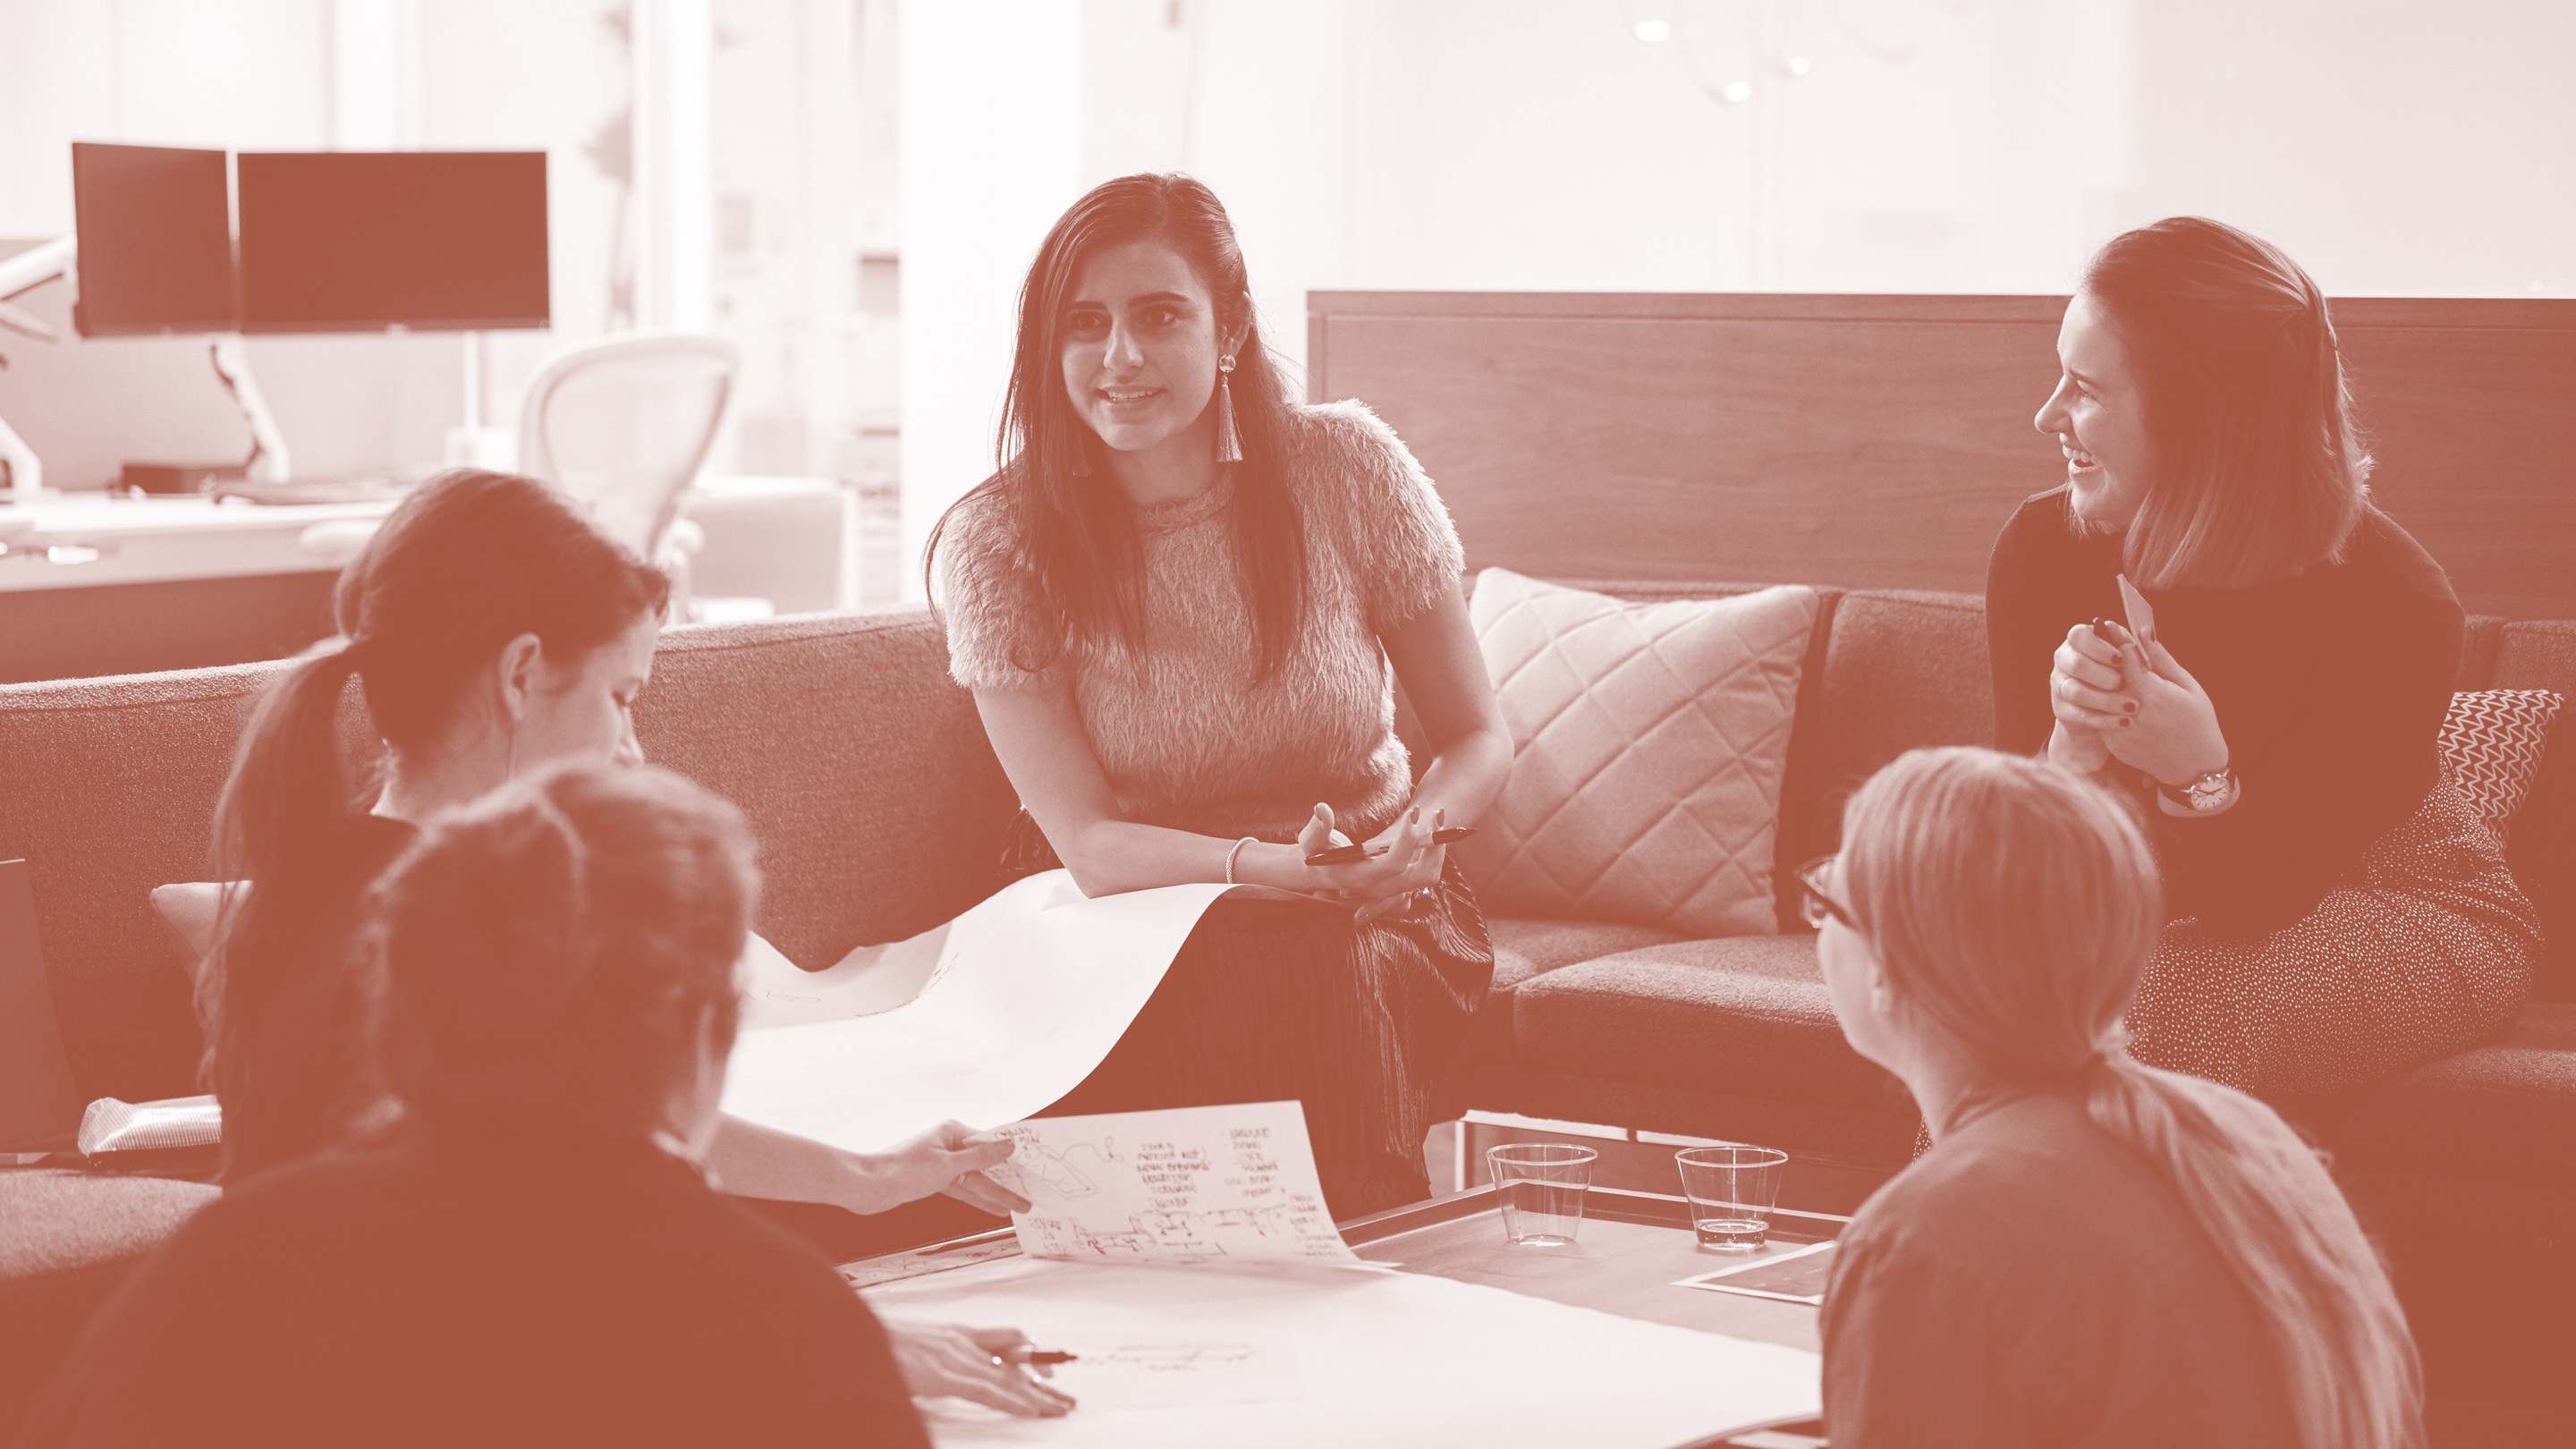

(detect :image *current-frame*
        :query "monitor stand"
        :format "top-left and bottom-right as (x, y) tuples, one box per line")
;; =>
(208, 334), (292, 485)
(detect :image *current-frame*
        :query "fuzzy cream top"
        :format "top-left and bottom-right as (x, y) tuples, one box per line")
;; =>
(938, 400), (1464, 843)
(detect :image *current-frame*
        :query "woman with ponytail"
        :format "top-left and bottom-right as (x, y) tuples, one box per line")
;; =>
(198, 470), (1030, 1244)
(1807, 747), (2422, 1449)
(28, 767), (950, 1446)
(1995, 216), (2536, 1097)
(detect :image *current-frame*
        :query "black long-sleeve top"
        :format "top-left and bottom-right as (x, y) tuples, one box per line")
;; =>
(1987, 487), (2462, 935)
(22, 1116), (931, 1449)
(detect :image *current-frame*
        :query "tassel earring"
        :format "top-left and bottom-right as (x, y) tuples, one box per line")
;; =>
(1213, 353), (1243, 464)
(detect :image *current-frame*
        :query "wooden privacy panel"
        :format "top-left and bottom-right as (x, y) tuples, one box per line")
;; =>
(1309, 292), (2576, 619)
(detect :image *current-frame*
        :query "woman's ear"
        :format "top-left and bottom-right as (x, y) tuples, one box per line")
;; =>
(494, 631), (546, 725)
(1222, 297), (1253, 360)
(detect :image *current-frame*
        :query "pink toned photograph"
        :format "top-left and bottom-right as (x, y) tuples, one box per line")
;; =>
(2, 4), (2569, 1446)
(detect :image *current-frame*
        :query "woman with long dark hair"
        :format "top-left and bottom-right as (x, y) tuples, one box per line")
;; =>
(29, 766), (945, 1446)
(1809, 748), (2423, 1448)
(928, 173), (1512, 1217)
(1990, 216), (2538, 1097)
(191, 469), (1068, 1417)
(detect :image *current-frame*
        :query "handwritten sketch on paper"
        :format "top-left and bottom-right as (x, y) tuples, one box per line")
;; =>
(990, 1102), (1360, 1267)
(1043, 1337), (1303, 1410)
(720, 870), (1246, 1153)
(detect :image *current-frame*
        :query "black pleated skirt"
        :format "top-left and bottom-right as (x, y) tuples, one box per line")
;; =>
(1002, 812), (1495, 1221)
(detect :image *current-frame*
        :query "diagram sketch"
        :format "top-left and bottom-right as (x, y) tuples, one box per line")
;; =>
(1047, 1335), (1306, 1410)
(997, 1102), (1360, 1267)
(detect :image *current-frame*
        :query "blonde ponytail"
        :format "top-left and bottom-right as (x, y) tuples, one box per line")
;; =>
(2081, 1058), (2422, 1449)
(1841, 747), (2423, 1449)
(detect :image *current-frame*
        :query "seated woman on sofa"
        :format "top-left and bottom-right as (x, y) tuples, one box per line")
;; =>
(26, 765), (1001, 1446)
(196, 469), (1064, 1417)
(1989, 215), (2538, 1097)
(1809, 746), (2422, 1449)
(929, 173), (1513, 1218)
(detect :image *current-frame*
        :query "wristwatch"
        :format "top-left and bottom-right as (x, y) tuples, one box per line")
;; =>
(2157, 767), (2238, 814)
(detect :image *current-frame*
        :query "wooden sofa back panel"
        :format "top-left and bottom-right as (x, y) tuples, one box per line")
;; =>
(638, 612), (1020, 970)
(1309, 292), (2576, 621)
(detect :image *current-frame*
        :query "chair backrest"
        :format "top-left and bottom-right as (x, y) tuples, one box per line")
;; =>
(515, 332), (738, 557)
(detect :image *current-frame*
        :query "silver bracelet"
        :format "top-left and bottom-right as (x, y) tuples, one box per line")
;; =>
(1224, 835), (1258, 886)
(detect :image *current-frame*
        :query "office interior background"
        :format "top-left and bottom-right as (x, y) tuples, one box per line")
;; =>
(1, 0), (2568, 603)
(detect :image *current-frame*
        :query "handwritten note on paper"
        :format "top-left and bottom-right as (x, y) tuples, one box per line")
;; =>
(987, 1101), (1361, 1267)
(1047, 1336), (1304, 1409)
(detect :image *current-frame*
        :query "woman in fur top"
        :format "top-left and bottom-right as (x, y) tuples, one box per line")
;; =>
(928, 173), (1511, 1217)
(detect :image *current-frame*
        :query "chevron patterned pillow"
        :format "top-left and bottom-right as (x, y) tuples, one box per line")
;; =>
(2438, 689), (2565, 836)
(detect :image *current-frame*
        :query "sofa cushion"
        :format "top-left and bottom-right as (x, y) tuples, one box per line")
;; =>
(1774, 590), (1995, 893)
(1510, 932), (1902, 1113)
(0, 663), (382, 1105)
(2315, 1001), (2576, 1196)
(0, 1169), (220, 1445)
(1462, 570), (1818, 936)
(1488, 917), (1689, 993)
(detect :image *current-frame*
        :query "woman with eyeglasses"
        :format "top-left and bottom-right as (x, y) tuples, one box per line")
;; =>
(1989, 216), (2536, 1098)
(1800, 747), (2421, 1449)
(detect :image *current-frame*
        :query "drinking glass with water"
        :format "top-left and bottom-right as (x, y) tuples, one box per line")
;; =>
(1487, 1143), (1598, 1247)
(1674, 1145), (1788, 1251)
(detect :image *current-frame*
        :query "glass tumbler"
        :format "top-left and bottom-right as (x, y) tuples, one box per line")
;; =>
(1674, 1144), (1789, 1251)
(1487, 1143), (1598, 1247)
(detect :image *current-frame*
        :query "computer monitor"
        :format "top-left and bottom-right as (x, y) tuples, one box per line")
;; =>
(69, 142), (238, 337)
(235, 150), (549, 333)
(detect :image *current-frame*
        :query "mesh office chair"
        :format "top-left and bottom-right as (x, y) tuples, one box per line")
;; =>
(516, 332), (739, 615)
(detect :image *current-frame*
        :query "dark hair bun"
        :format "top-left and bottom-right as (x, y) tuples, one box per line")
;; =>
(362, 763), (758, 1131)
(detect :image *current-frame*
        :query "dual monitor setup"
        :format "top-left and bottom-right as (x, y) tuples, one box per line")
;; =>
(0, 143), (549, 499)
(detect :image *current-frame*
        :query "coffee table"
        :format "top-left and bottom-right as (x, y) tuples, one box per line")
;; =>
(844, 1184), (1838, 1449)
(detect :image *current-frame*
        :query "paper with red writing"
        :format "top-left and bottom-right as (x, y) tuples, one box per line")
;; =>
(985, 1101), (1361, 1267)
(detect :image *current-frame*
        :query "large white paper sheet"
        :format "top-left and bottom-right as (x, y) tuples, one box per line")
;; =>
(866, 1255), (1823, 1448)
(720, 870), (1241, 1153)
(992, 1103), (1360, 1267)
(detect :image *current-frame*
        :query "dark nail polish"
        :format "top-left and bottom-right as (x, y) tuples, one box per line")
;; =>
(2118, 717), (2133, 728)
(2123, 701), (2138, 714)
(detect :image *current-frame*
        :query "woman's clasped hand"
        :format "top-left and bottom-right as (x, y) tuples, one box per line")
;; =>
(2046, 621), (2230, 787)
(1292, 802), (1448, 919)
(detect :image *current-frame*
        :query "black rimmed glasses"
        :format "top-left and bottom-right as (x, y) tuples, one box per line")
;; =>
(1793, 854), (1856, 931)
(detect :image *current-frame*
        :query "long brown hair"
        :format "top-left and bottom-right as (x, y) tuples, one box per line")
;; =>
(202, 470), (669, 1107)
(1841, 747), (2423, 1449)
(360, 763), (754, 1135)
(2082, 216), (2370, 589)
(923, 172), (1306, 680)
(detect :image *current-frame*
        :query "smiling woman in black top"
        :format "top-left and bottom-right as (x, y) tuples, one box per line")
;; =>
(1991, 216), (2538, 1097)
(27, 767), (934, 1448)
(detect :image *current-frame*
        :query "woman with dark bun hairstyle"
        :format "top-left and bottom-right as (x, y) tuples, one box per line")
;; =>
(26, 766), (944, 1447)
(1990, 216), (2538, 1097)
(1809, 748), (2421, 1449)
(928, 174), (1511, 1218)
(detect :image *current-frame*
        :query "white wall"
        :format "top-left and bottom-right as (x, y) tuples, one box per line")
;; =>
(895, 0), (1082, 590)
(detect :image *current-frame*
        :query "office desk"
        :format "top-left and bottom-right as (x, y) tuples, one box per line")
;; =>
(0, 477), (853, 682)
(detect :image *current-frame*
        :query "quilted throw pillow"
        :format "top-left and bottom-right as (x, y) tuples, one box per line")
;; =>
(2439, 689), (2564, 835)
(1460, 569), (1818, 937)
